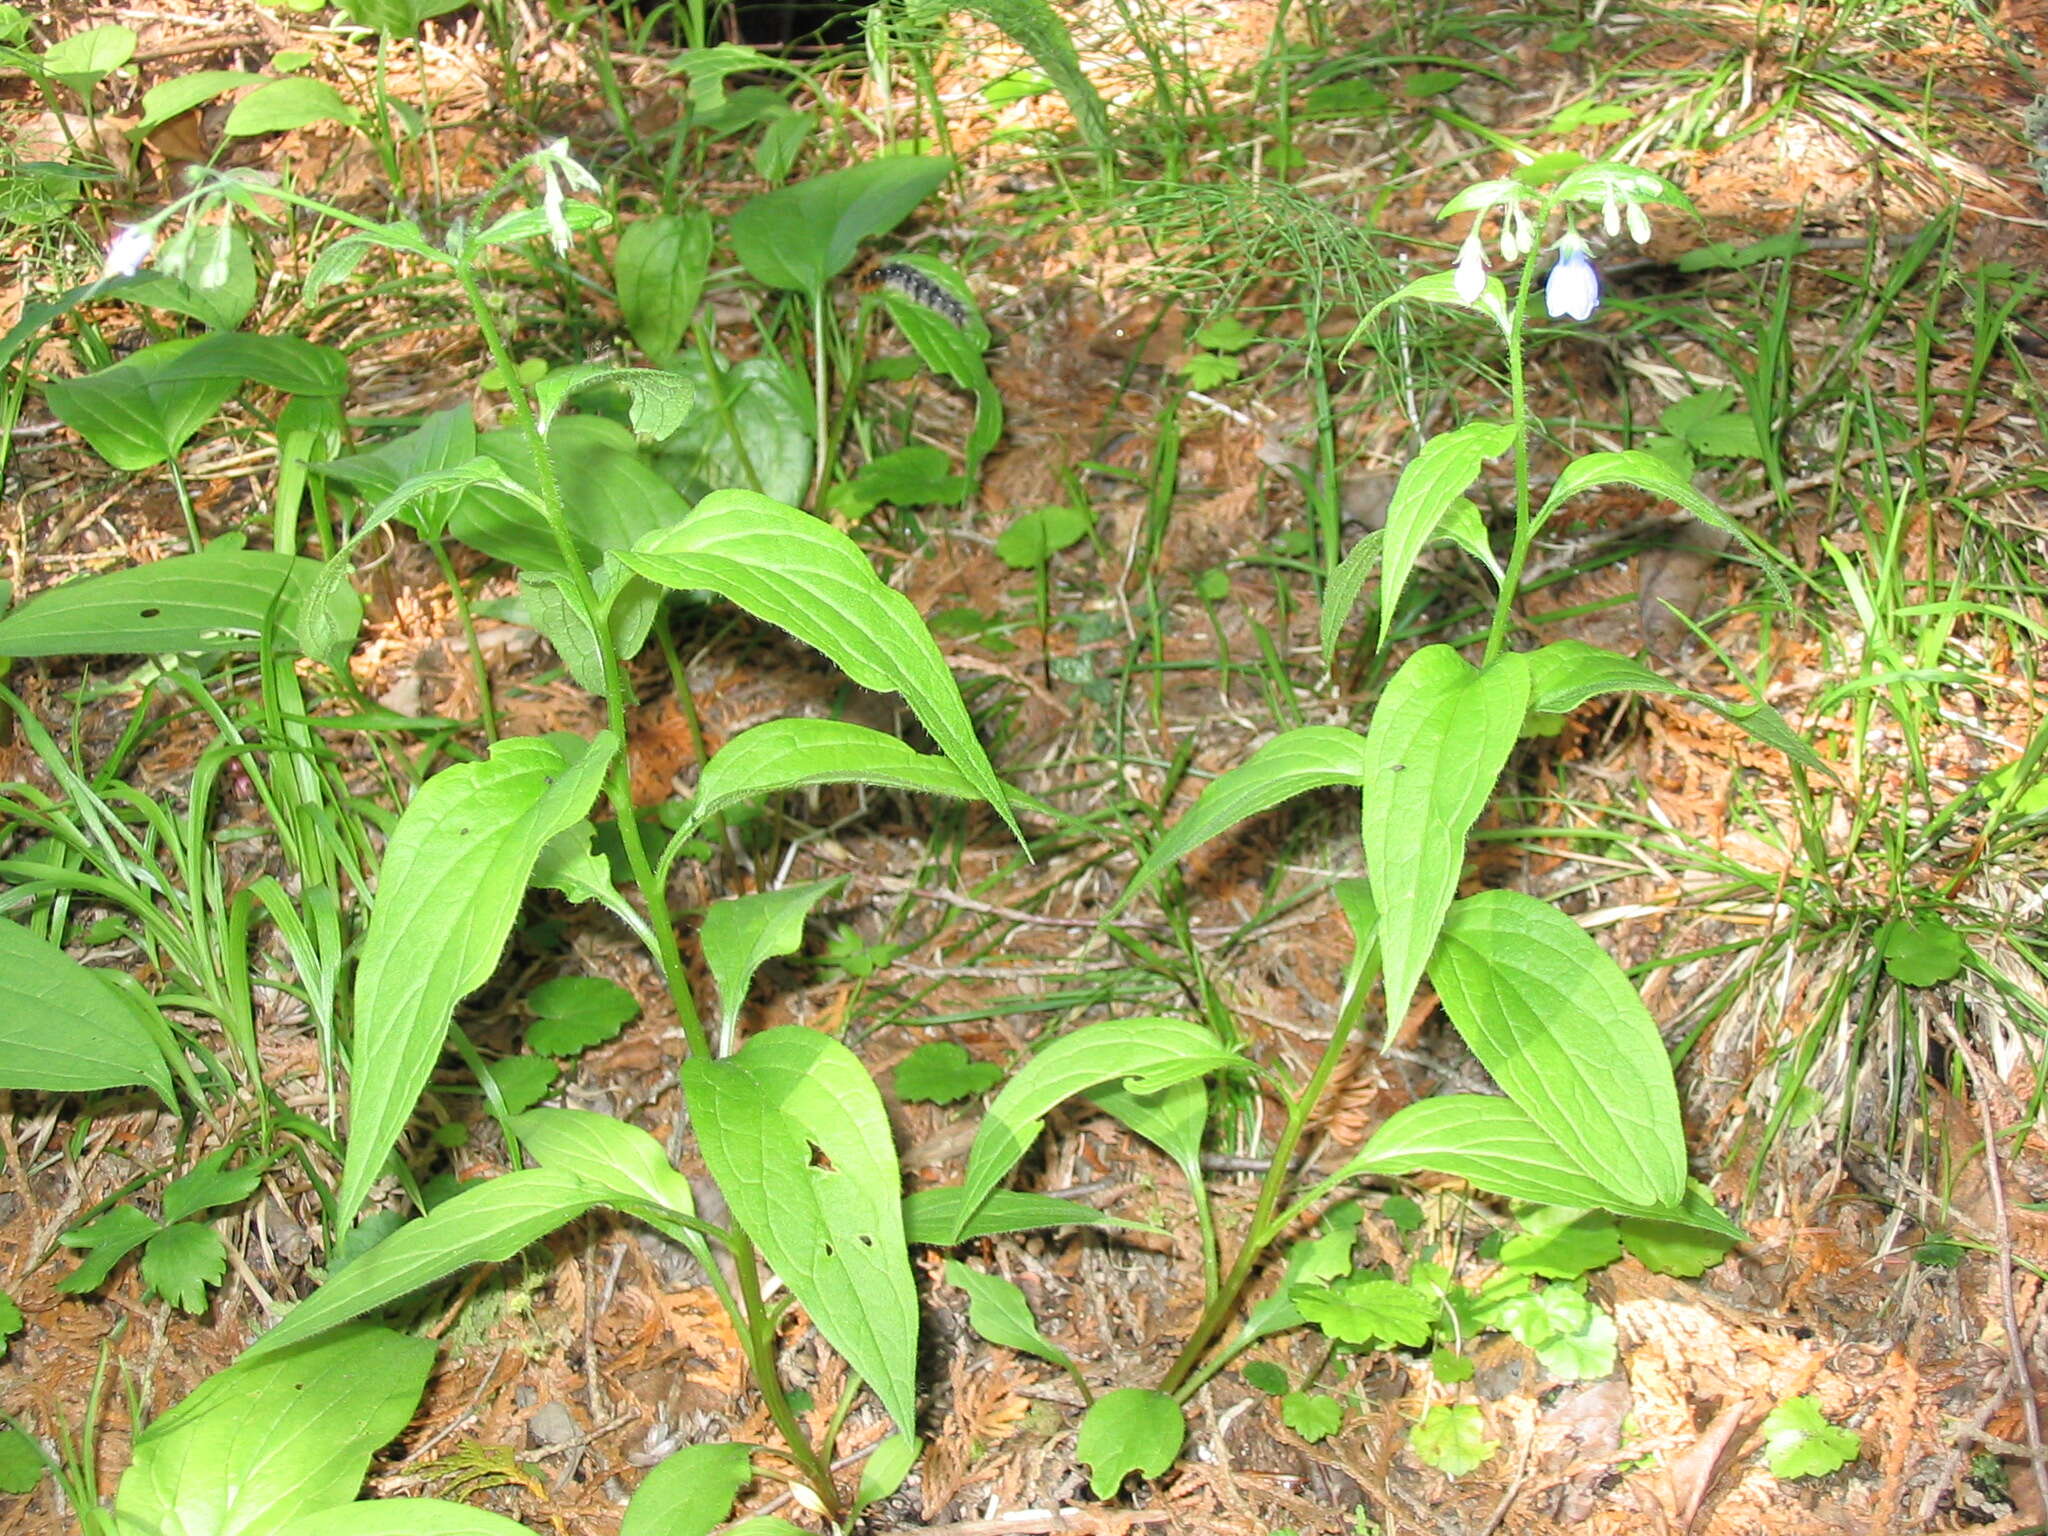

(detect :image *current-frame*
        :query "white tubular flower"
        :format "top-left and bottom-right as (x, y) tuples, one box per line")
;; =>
(1625, 198), (1653, 244)
(103, 223), (154, 278)
(1453, 230), (1488, 303)
(1602, 191), (1623, 238)
(1544, 233), (1601, 322)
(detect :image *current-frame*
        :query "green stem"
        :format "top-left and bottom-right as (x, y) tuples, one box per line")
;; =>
(1157, 962), (1377, 1398)
(425, 534), (498, 742)
(729, 1229), (846, 1523)
(1480, 197), (1560, 669)
(456, 261), (708, 1059)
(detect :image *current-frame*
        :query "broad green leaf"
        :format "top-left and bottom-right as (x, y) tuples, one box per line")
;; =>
(685, 718), (980, 836)
(245, 1171), (607, 1359)
(894, 1042), (1001, 1104)
(115, 1325), (433, 1536)
(1281, 1391), (1343, 1443)
(1361, 646), (1530, 1032)
(1617, 1214), (1739, 1277)
(1087, 1077), (1206, 1191)
(729, 157), (952, 295)
(0, 545), (361, 663)
(161, 1148), (267, 1223)
(333, 0), (469, 37)
(0, 920), (174, 1105)
(523, 976), (638, 1057)
(457, 415), (692, 573)
(1114, 726), (1372, 915)
(1761, 1396), (1861, 1479)
(1340, 1096), (1742, 1239)
(534, 364), (691, 442)
(1075, 1389), (1183, 1498)
(1524, 638), (1668, 714)
(313, 406), (479, 528)
(152, 333), (350, 397)
(1428, 890), (1685, 1208)
(138, 70), (263, 132)
(851, 1434), (919, 1523)
(618, 1442), (752, 1536)
(139, 1222), (227, 1313)
(699, 879), (841, 1044)
(1879, 914), (1969, 986)
(650, 354), (811, 507)
(953, 1017), (1237, 1240)
(1294, 1276), (1434, 1346)
(1377, 421), (1515, 647)
(684, 1027), (919, 1432)
(1536, 450), (1759, 560)
(274, 1501), (537, 1536)
(0, 1426), (40, 1494)
(621, 491), (1019, 839)
(336, 733), (616, 1229)
(901, 1187), (1155, 1244)
(41, 23), (134, 94)
(58, 1205), (162, 1294)
(137, 222), (258, 331)
(42, 338), (238, 470)
(1498, 1214), (1622, 1279)
(1410, 1403), (1497, 1477)
(615, 211), (714, 361)
(995, 506), (1091, 569)
(1532, 1304), (1617, 1380)
(1240, 1361), (1287, 1395)
(223, 77), (358, 135)
(943, 1260), (1075, 1372)
(1319, 528), (1384, 667)
(872, 254), (990, 387)
(507, 1109), (696, 1232)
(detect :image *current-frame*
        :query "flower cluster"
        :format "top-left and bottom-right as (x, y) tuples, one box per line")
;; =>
(1441, 162), (1689, 324)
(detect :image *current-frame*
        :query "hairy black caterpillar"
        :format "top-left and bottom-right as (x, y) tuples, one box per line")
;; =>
(871, 259), (971, 330)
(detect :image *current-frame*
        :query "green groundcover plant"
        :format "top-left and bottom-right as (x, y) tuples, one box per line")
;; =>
(0, 135), (1820, 1532)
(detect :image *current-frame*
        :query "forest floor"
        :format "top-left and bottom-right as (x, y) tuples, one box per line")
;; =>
(5, 1), (2048, 1533)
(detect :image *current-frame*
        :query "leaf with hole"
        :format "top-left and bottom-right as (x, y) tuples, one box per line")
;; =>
(1361, 646), (1530, 1032)
(1114, 726), (1372, 915)
(335, 732), (617, 1230)
(0, 920), (174, 1105)
(685, 1027), (919, 1432)
(621, 491), (1019, 839)
(1427, 890), (1685, 1207)
(116, 1324), (434, 1536)
(0, 544), (361, 666)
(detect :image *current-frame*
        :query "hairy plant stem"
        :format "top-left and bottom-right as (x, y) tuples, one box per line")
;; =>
(1158, 955), (1379, 1399)
(1481, 199), (1559, 670)
(459, 262), (844, 1517)
(457, 262), (708, 1059)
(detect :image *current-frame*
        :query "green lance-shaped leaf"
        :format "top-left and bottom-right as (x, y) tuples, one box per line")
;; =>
(1339, 1096), (1742, 1240)
(1522, 638), (1834, 777)
(620, 491), (1020, 839)
(1319, 528), (1384, 669)
(506, 1109), (698, 1237)
(0, 545), (362, 665)
(618, 1442), (755, 1536)
(151, 332), (351, 397)
(1112, 726), (1373, 916)
(683, 718), (980, 836)
(699, 879), (842, 1047)
(334, 732), (617, 1230)
(901, 1187), (1157, 1245)
(1427, 889), (1686, 1208)
(902, 0), (1112, 165)
(952, 1017), (1240, 1240)
(117, 1325), (434, 1536)
(245, 1170), (609, 1360)
(0, 920), (175, 1106)
(729, 157), (952, 296)
(1087, 1077), (1206, 1194)
(1537, 449), (1767, 566)
(1361, 647), (1530, 1032)
(1377, 420), (1515, 649)
(533, 364), (692, 442)
(684, 1027), (920, 1434)
(944, 1259), (1077, 1375)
